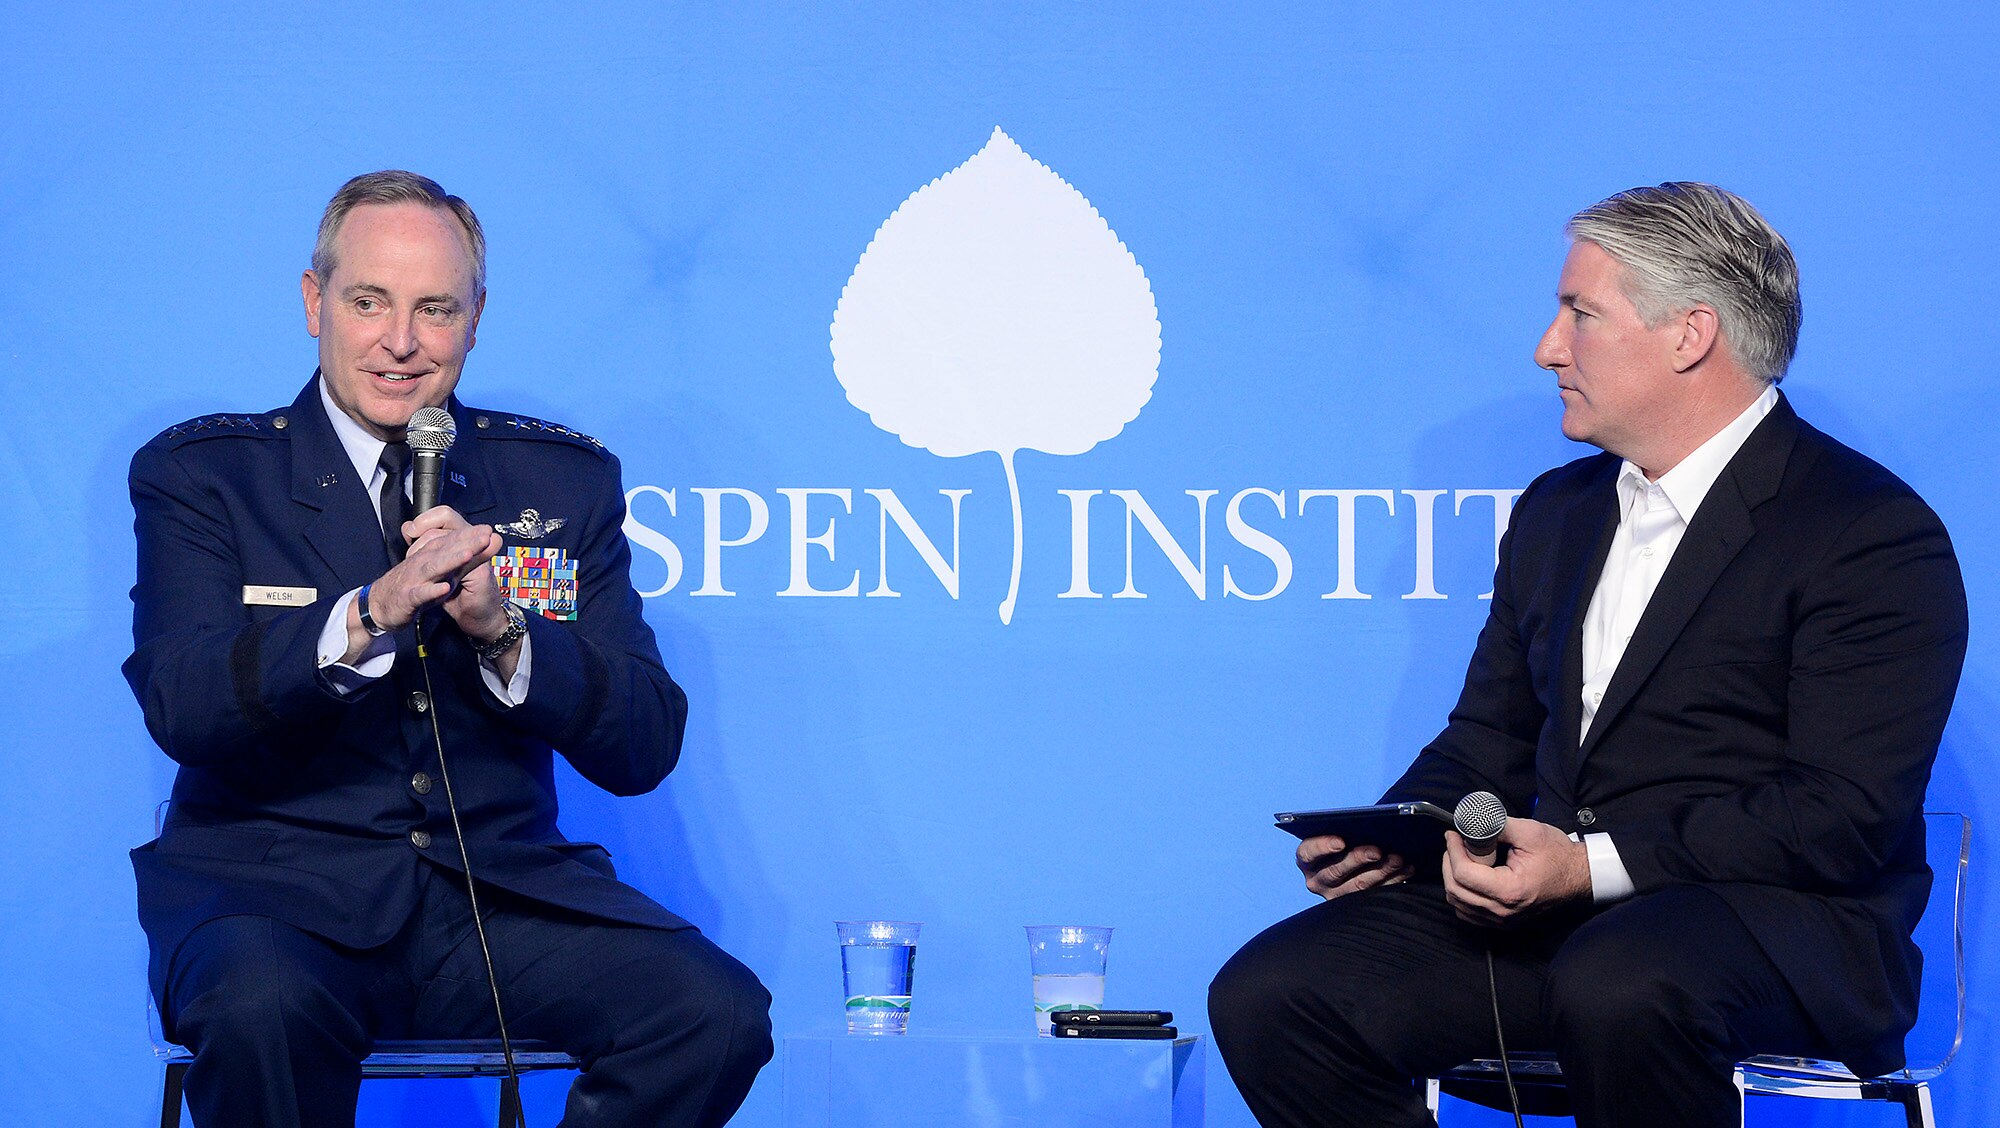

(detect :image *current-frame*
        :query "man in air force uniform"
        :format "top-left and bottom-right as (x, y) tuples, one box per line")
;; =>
(126, 171), (772, 1127)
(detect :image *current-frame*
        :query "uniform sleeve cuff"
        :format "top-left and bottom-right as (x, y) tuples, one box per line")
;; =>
(477, 629), (533, 707)
(315, 588), (396, 695)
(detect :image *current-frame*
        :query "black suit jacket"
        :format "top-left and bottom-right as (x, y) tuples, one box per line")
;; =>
(126, 377), (693, 1005)
(1385, 394), (1967, 1077)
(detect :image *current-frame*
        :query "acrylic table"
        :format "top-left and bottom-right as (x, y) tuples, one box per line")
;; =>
(783, 1030), (1205, 1127)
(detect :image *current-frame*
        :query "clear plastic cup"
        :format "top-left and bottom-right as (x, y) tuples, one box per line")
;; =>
(1026, 925), (1112, 1035)
(837, 921), (921, 1034)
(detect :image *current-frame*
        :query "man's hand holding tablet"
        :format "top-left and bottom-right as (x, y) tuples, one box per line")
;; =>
(1295, 835), (1416, 900)
(1276, 802), (1453, 898)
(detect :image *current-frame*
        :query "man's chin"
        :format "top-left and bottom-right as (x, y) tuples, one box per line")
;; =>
(352, 403), (421, 439)
(363, 394), (448, 436)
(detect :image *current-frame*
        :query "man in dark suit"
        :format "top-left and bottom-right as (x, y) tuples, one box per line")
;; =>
(126, 171), (772, 1127)
(1208, 183), (1967, 1127)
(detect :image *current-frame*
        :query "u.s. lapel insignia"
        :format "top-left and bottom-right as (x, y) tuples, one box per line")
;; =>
(492, 546), (579, 621)
(496, 508), (566, 539)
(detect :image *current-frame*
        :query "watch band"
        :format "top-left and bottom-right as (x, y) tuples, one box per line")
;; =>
(475, 601), (528, 661)
(357, 583), (390, 637)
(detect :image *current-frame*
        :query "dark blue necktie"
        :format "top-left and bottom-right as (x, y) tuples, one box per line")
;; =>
(378, 443), (412, 564)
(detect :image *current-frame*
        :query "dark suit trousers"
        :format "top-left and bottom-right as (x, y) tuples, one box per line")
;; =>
(1208, 884), (1829, 1128)
(162, 864), (773, 1128)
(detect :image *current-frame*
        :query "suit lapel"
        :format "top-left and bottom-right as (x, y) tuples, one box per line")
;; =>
(1550, 461), (1621, 788)
(1576, 396), (1799, 761)
(440, 398), (497, 520)
(287, 376), (395, 584)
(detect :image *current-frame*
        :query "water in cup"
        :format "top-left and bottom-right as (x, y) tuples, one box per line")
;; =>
(1033, 971), (1107, 1030)
(1026, 925), (1112, 1035)
(837, 920), (920, 1034)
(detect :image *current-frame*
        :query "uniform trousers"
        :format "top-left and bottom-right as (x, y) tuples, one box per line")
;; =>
(1208, 883), (1830, 1128)
(161, 862), (773, 1128)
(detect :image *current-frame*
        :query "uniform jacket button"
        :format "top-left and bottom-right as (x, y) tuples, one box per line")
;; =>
(410, 829), (432, 849)
(1577, 808), (1597, 827)
(407, 691), (430, 714)
(411, 771), (433, 795)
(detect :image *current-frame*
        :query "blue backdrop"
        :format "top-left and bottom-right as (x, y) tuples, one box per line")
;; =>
(1, 4), (1993, 1125)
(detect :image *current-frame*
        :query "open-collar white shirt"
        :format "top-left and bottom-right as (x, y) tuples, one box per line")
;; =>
(1573, 383), (1778, 900)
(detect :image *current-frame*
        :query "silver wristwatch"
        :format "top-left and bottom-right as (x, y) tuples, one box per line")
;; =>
(473, 601), (528, 661)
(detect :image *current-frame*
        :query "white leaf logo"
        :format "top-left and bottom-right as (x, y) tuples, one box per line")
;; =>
(831, 127), (1163, 623)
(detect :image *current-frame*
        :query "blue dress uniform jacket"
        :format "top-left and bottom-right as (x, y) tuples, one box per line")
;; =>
(126, 376), (692, 1008)
(1382, 394), (1968, 1078)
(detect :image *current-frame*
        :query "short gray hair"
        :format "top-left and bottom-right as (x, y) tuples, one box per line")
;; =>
(311, 170), (486, 293)
(1568, 182), (1801, 384)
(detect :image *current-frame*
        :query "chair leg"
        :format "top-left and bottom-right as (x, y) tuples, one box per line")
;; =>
(1732, 1067), (1747, 1127)
(160, 1062), (188, 1128)
(1891, 1082), (1936, 1128)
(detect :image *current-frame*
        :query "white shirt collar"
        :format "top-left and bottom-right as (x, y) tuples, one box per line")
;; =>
(317, 373), (391, 488)
(1615, 384), (1779, 523)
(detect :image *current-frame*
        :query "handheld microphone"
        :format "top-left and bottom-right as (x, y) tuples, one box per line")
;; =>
(1453, 791), (1508, 862)
(407, 406), (457, 515)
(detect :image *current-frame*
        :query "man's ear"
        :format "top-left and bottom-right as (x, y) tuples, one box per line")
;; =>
(302, 270), (324, 338)
(466, 288), (487, 350)
(1671, 304), (1720, 373)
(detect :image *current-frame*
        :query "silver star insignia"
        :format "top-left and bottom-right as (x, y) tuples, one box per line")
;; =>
(497, 508), (566, 539)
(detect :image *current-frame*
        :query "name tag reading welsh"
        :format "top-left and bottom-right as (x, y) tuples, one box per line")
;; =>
(243, 585), (318, 606)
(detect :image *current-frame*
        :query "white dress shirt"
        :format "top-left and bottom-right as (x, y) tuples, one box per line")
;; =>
(1573, 384), (1779, 901)
(310, 380), (531, 705)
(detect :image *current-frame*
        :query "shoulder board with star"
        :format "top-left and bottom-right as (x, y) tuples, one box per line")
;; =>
(465, 410), (611, 460)
(152, 410), (291, 449)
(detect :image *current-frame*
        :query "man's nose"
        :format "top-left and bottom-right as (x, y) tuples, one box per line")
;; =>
(384, 310), (419, 359)
(1534, 315), (1568, 371)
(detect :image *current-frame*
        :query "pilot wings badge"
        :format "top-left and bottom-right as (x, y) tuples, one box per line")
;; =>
(497, 508), (566, 539)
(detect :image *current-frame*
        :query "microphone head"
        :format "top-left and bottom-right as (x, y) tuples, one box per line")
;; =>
(1453, 791), (1509, 842)
(407, 406), (457, 453)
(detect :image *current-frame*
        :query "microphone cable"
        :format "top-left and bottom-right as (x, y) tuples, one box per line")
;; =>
(1485, 948), (1525, 1128)
(415, 614), (529, 1128)
(400, 407), (526, 1127)
(1455, 791), (1525, 1128)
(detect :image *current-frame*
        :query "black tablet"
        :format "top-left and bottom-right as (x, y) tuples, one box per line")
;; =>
(1273, 801), (1454, 878)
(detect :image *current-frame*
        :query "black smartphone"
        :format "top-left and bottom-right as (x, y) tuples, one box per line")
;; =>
(1051, 1010), (1173, 1027)
(1052, 1024), (1179, 1039)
